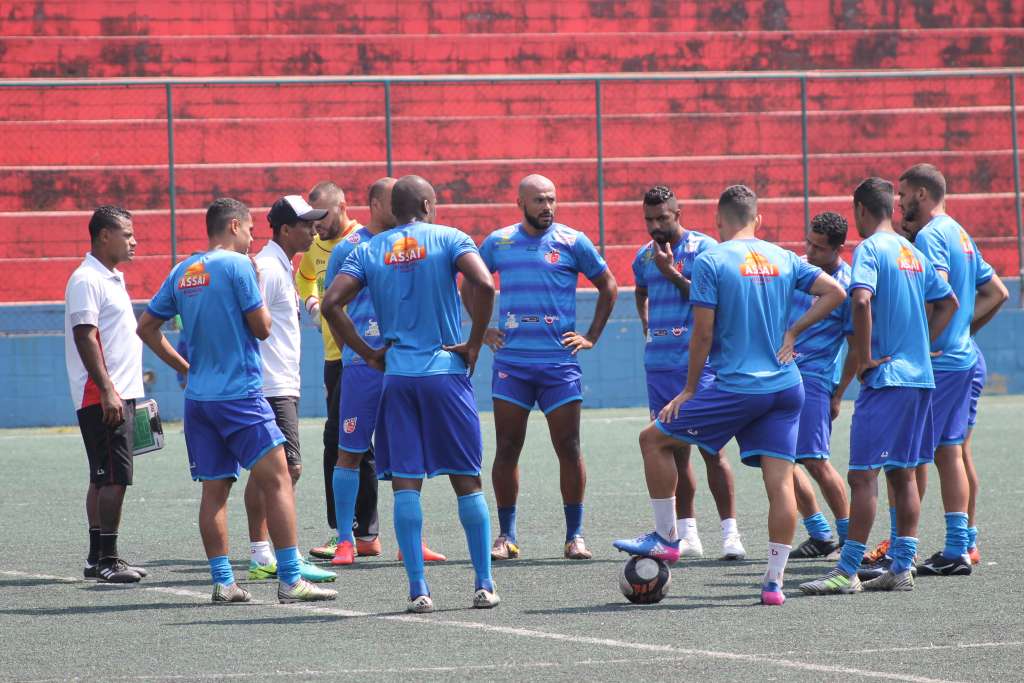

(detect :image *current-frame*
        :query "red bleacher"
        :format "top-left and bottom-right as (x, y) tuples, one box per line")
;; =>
(1, 1), (1022, 301)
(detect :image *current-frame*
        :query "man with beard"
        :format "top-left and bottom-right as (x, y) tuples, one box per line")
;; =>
(476, 174), (618, 562)
(630, 186), (745, 560)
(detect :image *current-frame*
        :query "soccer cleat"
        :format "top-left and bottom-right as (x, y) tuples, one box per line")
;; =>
(278, 578), (338, 603)
(862, 539), (890, 565)
(356, 537), (382, 557)
(760, 581), (786, 606)
(397, 544), (448, 563)
(564, 536), (593, 560)
(916, 551), (972, 577)
(407, 594), (434, 613)
(863, 569), (915, 592)
(799, 568), (862, 595)
(124, 562), (149, 578)
(612, 531), (681, 565)
(473, 588), (501, 609)
(858, 557), (917, 581)
(300, 558), (337, 583)
(722, 532), (746, 560)
(791, 536), (840, 559)
(331, 540), (355, 566)
(97, 558), (141, 583)
(491, 535), (520, 561)
(83, 563), (99, 580)
(679, 535), (704, 559)
(308, 534), (338, 560)
(968, 546), (981, 565)
(248, 561), (277, 580)
(211, 582), (252, 603)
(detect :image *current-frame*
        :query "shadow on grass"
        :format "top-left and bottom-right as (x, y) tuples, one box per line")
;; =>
(0, 601), (206, 617)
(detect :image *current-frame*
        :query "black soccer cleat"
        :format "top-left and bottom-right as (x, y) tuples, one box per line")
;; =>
(97, 558), (142, 583)
(791, 536), (840, 559)
(858, 556), (917, 581)
(916, 551), (972, 577)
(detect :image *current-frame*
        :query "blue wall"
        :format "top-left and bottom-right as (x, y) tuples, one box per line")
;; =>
(3, 287), (1022, 428)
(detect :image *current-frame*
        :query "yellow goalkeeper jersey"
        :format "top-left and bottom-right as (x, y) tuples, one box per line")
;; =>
(295, 219), (361, 361)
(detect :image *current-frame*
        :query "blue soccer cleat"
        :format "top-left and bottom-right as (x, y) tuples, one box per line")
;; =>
(612, 531), (681, 564)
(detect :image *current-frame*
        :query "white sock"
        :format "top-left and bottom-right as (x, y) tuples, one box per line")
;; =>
(720, 517), (738, 538)
(677, 518), (698, 539)
(764, 542), (791, 586)
(250, 541), (275, 566)
(651, 498), (678, 540)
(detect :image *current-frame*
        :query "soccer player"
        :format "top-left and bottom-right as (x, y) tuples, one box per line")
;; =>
(631, 185), (744, 560)
(614, 185), (847, 606)
(787, 212), (852, 559)
(299, 182), (380, 562)
(322, 175), (498, 613)
(65, 206), (147, 583)
(800, 178), (957, 596)
(322, 177), (446, 566)
(896, 164), (1007, 576)
(137, 198), (337, 604)
(244, 195), (336, 584)
(477, 174), (618, 561)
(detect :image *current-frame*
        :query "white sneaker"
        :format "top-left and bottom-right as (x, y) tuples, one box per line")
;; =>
(679, 535), (704, 558)
(722, 532), (746, 560)
(407, 594), (434, 613)
(473, 587), (500, 609)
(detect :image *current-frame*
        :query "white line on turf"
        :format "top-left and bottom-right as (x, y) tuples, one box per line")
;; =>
(2, 569), (968, 683)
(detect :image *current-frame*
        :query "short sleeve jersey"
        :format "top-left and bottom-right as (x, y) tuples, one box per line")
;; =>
(632, 230), (717, 370)
(479, 223), (607, 364)
(790, 259), (852, 389)
(325, 226), (384, 367)
(690, 239), (822, 394)
(147, 249), (264, 401)
(339, 221), (478, 377)
(848, 231), (953, 389)
(913, 215), (994, 371)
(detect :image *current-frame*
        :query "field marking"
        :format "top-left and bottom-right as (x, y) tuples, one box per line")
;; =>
(4, 570), (968, 683)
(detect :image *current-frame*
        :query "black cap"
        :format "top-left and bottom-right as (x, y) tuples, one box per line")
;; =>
(267, 195), (328, 228)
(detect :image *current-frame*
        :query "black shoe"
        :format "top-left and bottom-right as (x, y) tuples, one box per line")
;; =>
(98, 558), (142, 583)
(791, 536), (840, 559)
(84, 562), (99, 579)
(123, 561), (148, 578)
(917, 551), (972, 576)
(858, 556), (917, 580)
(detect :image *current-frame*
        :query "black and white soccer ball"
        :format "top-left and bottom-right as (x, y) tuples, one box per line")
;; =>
(618, 555), (671, 604)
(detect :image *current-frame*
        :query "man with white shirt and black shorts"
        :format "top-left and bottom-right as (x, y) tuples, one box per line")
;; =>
(65, 205), (148, 583)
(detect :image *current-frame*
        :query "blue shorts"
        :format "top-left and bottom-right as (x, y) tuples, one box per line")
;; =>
(795, 377), (834, 460)
(968, 354), (986, 428)
(655, 381), (804, 467)
(849, 387), (933, 471)
(492, 359), (582, 414)
(338, 364), (383, 453)
(184, 397), (286, 481)
(374, 373), (483, 479)
(931, 368), (974, 448)
(645, 366), (715, 421)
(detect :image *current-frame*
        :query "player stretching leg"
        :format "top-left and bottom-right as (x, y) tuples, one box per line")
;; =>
(323, 175), (498, 613)
(800, 178), (957, 596)
(138, 198), (337, 604)
(614, 185), (846, 605)
(477, 175), (618, 561)
(631, 186), (744, 560)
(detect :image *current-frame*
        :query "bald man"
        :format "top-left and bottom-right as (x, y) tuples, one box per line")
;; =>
(474, 174), (618, 561)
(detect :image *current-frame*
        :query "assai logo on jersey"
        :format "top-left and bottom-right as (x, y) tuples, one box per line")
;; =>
(959, 228), (975, 255)
(739, 251), (779, 278)
(543, 249), (561, 265)
(177, 261), (210, 289)
(384, 236), (426, 265)
(897, 246), (923, 273)
(343, 417), (358, 434)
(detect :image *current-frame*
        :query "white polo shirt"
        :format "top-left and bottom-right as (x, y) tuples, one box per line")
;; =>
(64, 252), (144, 410)
(256, 240), (301, 398)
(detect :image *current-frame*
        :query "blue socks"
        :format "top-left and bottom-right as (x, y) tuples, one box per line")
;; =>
(277, 546), (301, 586)
(836, 517), (849, 546)
(967, 525), (979, 551)
(890, 536), (918, 574)
(458, 492), (494, 592)
(888, 507), (898, 549)
(332, 466), (360, 544)
(837, 539), (867, 577)
(497, 505), (517, 543)
(802, 512), (833, 541)
(394, 489), (427, 598)
(208, 555), (234, 586)
(564, 503), (584, 542)
(942, 511), (969, 560)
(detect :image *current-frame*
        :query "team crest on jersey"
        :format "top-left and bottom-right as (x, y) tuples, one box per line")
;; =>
(739, 251), (779, 277)
(959, 229), (974, 255)
(343, 417), (357, 434)
(544, 249), (561, 265)
(504, 312), (519, 329)
(346, 232), (362, 244)
(498, 371), (509, 379)
(177, 261), (210, 289)
(897, 246), (923, 273)
(384, 236), (426, 265)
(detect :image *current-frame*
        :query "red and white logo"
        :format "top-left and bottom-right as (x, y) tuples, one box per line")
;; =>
(497, 371), (509, 379)
(343, 417), (357, 434)
(544, 249), (561, 265)
(346, 232), (361, 244)
(544, 315), (558, 324)
(671, 327), (684, 336)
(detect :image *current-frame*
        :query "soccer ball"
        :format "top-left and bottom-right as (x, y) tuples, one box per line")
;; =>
(618, 556), (671, 604)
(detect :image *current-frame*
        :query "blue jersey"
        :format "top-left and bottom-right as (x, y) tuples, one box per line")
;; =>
(690, 238), (822, 394)
(480, 222), (607, 364)
(790, 259), (852, 389)
(339, 221), (478, 377)
(632, 230), (717, 370)
(147, 249), (264, 401)
(326, 227), (384, 367)
(914, 215), (994, 372)
(848, 231), (953, 389)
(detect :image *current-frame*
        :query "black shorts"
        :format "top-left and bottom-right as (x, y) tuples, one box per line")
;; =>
(77, 399), (136, 487)
(267, 396), (301, 467)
